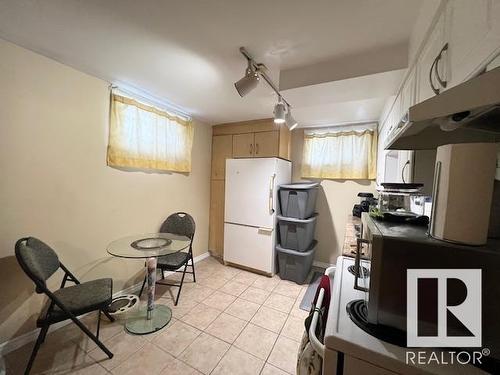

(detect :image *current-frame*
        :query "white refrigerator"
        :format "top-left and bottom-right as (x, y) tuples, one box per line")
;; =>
(224, 158), (291, 274)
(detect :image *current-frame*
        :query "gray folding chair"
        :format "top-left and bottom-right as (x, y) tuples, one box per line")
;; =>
(15, 237), (114, 375)
(139, 212), (196, 305)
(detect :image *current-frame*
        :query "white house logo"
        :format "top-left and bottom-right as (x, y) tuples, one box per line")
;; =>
(407, 269), (482, 348)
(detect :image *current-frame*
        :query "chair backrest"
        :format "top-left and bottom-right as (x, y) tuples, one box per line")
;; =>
(15, 237), (60, 293)
(159, 212), (196, 240)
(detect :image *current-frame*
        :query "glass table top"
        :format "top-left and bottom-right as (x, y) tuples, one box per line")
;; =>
(107, 232), (190, 259)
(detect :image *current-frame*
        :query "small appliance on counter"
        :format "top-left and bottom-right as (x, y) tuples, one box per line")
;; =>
(352, 192), (377, 218)
(429, 142), (497, 246)
(373, 183), (430, 225)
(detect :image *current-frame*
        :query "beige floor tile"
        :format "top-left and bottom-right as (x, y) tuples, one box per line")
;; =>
(178, 332), (230, 374)
(88, 331), (146, 371)
(158, 297), (199, 320)
(218, 280), (249, 297)
(239, 287), (271, 304)
(111, 342), (171, 375)
(250, 306), (288, 333)
(273, 280), (303, 299)
(261, 363), (289, 375)
(232, 270), (260, 285)
(152, 320), (201, 356)
(141, 317), (178, 343)
(233, 323), (277, 360)
(159, 357), (202, 375)
(181, 303), (221, 330)
(212, 346), (264, 375)
(201, 291), (236, 311)
(263, 293), (295, 314)
(181, 284), (216, 303)
(6, 338), (105, 375)
(224, 298), (261, 321)
(205, 313), (247, 343)
(281, 315), (305, 342)
(197, 275), (230, 290)
(289, 295), (310, 319)
(217, 266), (242, 280)
(251, 276), (280, 292)
(267, 336), (300, 374)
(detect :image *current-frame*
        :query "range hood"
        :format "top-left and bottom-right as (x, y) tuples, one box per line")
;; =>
(386, 66), (500, 150)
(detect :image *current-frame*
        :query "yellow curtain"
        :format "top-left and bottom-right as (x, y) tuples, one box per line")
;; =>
(107, 93), (194, 173)
(302, 127), (377, 179)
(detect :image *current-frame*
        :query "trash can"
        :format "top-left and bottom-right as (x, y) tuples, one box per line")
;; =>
(277, 214), (317, 252)
(279, 182), (319, 219)
(276, 241), (317, 284)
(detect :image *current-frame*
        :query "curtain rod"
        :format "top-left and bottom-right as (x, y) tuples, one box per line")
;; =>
(110, 83), (191, 119)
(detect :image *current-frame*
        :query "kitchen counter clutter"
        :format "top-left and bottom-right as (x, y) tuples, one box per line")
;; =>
(276, 182), (319, 283)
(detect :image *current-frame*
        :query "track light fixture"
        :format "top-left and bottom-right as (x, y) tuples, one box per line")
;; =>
(273, 98), (286, 124)
(285, 106), (298, 130)
(234, 61), (260, 97)
(235, 47), (298, 130)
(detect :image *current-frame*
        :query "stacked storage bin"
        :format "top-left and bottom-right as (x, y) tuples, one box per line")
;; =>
(276, 182), (319, 284)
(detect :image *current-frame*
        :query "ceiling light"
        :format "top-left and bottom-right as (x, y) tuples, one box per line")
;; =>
(274, 99), (286, 124)
(285, 107), (298, 130)
(234, 62), (260, 97)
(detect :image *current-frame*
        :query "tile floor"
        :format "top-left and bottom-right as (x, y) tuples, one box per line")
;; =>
(3, 257), (316, 375)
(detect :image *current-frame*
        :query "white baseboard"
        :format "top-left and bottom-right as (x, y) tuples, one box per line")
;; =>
(0, 251), (211, 356)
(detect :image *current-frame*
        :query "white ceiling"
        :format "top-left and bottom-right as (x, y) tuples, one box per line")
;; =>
(0, 0), (424, 126)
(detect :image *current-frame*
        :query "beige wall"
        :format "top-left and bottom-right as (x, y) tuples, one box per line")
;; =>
(0, 39), (212, 343)
(290, 129), (376, 264)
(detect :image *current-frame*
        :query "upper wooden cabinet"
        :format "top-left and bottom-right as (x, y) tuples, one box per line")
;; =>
(254, 131), (280, 157)
(211, 134), (233, 180)
(232, 133), (255, 158)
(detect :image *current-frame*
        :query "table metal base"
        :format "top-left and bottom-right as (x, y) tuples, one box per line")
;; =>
(125, 304), (172, 335)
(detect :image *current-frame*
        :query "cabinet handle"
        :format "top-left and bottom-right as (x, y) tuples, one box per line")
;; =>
(429, 56), (440, 95)
(434, 43), (448, 89)
(249, 143), (253, 155)
(255, 143), (259, 155)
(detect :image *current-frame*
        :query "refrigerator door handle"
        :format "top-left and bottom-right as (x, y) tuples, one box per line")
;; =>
(269, 174), (276, 215)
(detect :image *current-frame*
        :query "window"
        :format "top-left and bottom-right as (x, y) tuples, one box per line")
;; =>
(107, 93), (194, 172)
(301, 125), (377, 179)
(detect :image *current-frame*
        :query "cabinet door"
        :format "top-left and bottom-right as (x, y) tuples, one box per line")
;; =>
(254, 131), (279, 157)
(417, 12), (447, 102)
(232, 133), (254, 158)
(209, 180), (225, 258)
(211, 135), (233, 180)
(400, 66), (417, 114)
(447, 0), (499, 86)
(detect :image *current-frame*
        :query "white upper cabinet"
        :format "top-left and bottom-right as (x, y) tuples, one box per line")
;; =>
(416, 10), (449, 103)
(446, 0), (500, 87)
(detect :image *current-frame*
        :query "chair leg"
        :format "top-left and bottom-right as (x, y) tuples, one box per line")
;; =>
(175, 263), (188, 306)
(138, 274), (147, 298)
(102, 309), (115, 323)
(96, 310), (102, 339)
(24, 325), (48, 375)
(190, 250), (196, 283)
(70, 315), (113, 359)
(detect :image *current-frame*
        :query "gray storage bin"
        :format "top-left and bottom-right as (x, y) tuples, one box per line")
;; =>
(279, 182), (319, 219)
(277, 214), (317, 251)
(276, 241), (317, 284)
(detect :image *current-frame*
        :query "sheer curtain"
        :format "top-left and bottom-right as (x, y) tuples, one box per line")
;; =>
(107, 93), (194, 173)
(302, 125), (377, 179)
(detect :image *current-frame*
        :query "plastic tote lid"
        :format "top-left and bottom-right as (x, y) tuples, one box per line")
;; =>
(279, 182), (320, 190)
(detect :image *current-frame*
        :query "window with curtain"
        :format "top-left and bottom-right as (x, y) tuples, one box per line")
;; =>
(107, 93), (194, 173)
(302, 125), (377, 179)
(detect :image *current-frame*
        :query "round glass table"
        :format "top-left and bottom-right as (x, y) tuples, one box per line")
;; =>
(107, 233), (191, 334)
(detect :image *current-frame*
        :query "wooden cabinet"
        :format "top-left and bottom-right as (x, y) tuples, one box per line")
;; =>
(211, 135), (233, 180)
(208, 180), (225, 258)
(208, 118), (291, 258)
(254, 131), (279, 157)
(232, 133), (255, 158)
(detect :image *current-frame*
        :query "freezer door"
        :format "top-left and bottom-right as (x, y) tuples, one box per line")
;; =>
(225, 158), (278, 228)
(224, 222), (275, 274)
